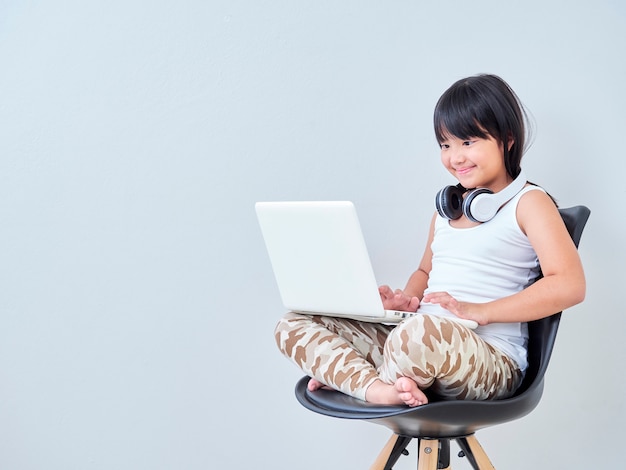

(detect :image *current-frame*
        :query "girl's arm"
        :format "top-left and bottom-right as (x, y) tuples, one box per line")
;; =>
(427, 190), (586, 325)
(493, 189), (586, 321)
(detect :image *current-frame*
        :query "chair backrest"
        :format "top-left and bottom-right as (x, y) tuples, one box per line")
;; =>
(513, 205), (590, 396)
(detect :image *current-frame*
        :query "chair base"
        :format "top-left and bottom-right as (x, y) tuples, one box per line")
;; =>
(371, 433), (495, 470)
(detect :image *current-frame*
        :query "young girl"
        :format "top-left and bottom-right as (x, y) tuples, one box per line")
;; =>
(274, 74), (585, 407)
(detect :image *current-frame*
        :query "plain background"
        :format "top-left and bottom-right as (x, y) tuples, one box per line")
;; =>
(0, 1), (624, 468)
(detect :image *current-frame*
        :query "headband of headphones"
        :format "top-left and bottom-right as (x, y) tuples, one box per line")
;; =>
(435, 170), (527, 223)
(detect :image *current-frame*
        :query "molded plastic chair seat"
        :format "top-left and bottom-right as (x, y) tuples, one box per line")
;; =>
(296, 322), (554, 438)
(294, 205), (590, 469)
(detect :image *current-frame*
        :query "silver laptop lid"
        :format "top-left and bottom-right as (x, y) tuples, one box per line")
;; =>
(255, 201), (384, 317)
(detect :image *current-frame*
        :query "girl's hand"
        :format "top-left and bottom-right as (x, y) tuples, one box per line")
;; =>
(379, 285), (420, 312)
(422, 291), (488, 325)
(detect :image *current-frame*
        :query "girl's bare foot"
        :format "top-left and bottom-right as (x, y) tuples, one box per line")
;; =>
(307, 378), (332, 392)
(365, 378), (428, 407)
(395, 377), (428, 407)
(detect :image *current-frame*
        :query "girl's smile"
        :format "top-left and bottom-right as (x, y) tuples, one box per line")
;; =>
(454, 166), (474, 176)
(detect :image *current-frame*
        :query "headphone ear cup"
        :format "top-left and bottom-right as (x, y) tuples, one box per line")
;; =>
(435, 185), (464, 220)
(463, 188), (494, 223)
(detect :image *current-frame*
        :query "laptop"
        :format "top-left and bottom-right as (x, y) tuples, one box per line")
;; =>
(255, 200), (477, 328)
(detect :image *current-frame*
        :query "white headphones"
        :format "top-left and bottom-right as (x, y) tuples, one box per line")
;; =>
(435, 170), (527, 223)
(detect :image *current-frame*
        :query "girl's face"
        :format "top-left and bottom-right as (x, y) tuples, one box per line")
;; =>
(439, 134), (512, 192)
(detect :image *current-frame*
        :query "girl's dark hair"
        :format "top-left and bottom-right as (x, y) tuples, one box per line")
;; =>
(434, 74), (530, 179)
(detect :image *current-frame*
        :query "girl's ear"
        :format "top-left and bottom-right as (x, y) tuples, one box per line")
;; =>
(507, 133), (514, 151)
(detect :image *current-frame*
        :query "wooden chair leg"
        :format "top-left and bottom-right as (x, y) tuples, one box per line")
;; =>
(371, 434), (493, 470)
(417, 439), (440, 470)
(457, 435), (495, 470)
(370, 434), (412, 470)
(370, 434), (402, 470)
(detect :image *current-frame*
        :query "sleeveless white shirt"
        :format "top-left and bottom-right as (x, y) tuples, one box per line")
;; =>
(418, 185), (545, 371)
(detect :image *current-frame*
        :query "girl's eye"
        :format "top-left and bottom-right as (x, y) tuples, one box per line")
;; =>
(462, 140), (473, 146)
(440, 143), (450, 149)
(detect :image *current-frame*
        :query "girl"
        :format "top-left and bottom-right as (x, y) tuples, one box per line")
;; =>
(274, 74), (585, 407)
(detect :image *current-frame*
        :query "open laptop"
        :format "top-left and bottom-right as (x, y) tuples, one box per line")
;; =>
(255, 200), (477, 328)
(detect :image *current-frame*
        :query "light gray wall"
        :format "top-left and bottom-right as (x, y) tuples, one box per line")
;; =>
(0, 1), (623, 469)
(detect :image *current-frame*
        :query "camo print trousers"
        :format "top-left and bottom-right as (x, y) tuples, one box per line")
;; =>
(274, 312), (523, 402)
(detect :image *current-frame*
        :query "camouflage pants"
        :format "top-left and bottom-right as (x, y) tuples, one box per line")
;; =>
(274, 312), (522, 402)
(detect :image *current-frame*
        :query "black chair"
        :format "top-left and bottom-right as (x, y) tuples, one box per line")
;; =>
(295, 206), (590, 470)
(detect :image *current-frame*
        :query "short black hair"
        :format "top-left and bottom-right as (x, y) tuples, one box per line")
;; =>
(434, 74), (530, 179)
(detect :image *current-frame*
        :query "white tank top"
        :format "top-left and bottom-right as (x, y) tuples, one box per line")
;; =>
(418, 185), (545, 371)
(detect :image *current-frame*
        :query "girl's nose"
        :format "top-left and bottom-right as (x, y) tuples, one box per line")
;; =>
(450, 147), (465, 165)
